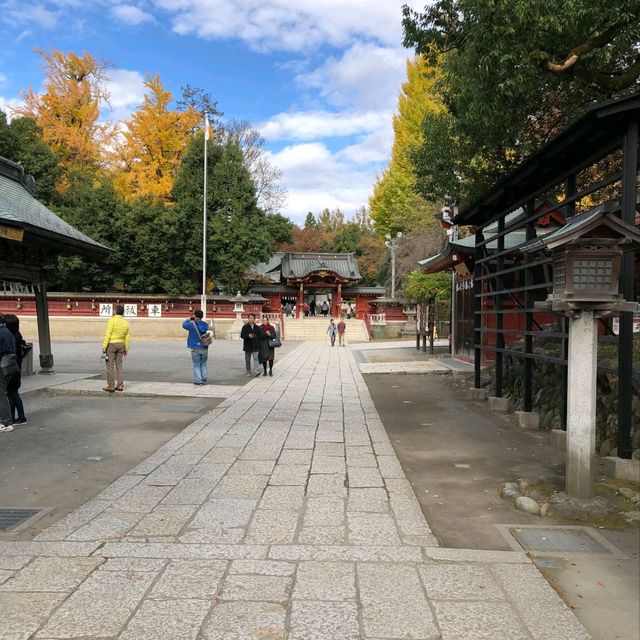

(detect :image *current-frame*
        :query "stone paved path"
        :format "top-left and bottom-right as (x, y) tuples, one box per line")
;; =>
(0, 343), (590, 639)
(47, 379), (242, 398)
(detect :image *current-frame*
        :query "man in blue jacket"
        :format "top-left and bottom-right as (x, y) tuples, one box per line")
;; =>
(182, 310), (210, 385)
(0, 314), (16, 432)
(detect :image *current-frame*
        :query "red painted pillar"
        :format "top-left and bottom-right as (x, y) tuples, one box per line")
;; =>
(297, 283), (304, 318)
(334, 283), (342, 318)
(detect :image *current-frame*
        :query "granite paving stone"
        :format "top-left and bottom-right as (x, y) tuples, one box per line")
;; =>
(64, 510), (143, 542)
(297, 525), (346, 545)
(268, 464), (310, 486)
(289, 600), (360, 640)
(119, 598), (211, 640)
(433, 600), (531, 640)
(347, 513), (402, 546)
(160, 478), (219, 505)
(419, 563), (505, 601)
(98, 557), (167, 572)
(228, 460), (276, 476)
(516, 599), (592, 640)
(0, 592), (67, 640)
(189, 499), (257, 529)
(490, 563), (561, 605)
(129, 504), (197, 538)
(244, 509), (299, 544)
(228, 560), (296, 576)
(0, 556), (31, 571)
(221, 574), (292, 603)
(112, 484), (172, 513)
(200, 601), (286, 640)
(347, 488), (389, 513)
(259, 485), (306, 511)
(293, 561), (356, 600)
(306, 473), (347, 497)
(211, 475), (269, 499)
(0, 556), (102, 593)
(151, 559), (227, 599)
(278, 449), (313, 465)
(36, 570), (157, 638)
(357, 562), (439, 639)
(347, 467), (384, 488)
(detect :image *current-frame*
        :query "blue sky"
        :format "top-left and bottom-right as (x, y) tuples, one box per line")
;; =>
(0, 1), (422, 224)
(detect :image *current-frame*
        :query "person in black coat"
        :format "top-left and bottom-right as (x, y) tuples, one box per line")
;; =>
(258, 316), (277, 377)
(240, 314), (261, 376)
(0, 314), (16, 431)
(4, 315), (27, 425)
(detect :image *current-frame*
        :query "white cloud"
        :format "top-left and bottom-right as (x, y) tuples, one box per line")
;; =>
(265, 141), (382, 223)
(151, 0), (424, 52)
(0, 95), (23, 117)
(258, 109), (392, 142)
(112, 4), (155, 26)
(105, 69), (147, 120)
(299, 42), (407, 111)
(338, 128), (393, 166)
(1, 2), (61, 29)
(0, 73), (7, 87)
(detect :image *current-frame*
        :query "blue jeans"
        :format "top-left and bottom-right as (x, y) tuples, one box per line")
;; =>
(191, 348), (208, 383)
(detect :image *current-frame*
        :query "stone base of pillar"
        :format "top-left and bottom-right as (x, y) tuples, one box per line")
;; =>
(551, 429), (567, 452)
(514, 411), (539, 430)
(469, 387), (487, 401)
(604, 456), (640, 483)
(488, 396), (510, 413)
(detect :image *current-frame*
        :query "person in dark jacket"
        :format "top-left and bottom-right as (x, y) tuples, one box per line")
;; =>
(240, 313), (261, 377)
(182, 309), (210, 385)
(5, 314), (27, 424)
(0, 313), (16, 432)
(258, 316), (277, 377)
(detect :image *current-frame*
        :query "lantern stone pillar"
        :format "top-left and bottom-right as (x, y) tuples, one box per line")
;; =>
(566, 310), (598, 498)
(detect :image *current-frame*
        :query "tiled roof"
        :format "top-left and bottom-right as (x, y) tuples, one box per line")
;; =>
(281, 252), (361, 281)
(0, 157), (111, 257)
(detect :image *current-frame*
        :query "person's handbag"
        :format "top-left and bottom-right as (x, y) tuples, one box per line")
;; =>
(269, 336), (282, 348)
(0, 353), (19, 377)
(191, 320), (213, 347)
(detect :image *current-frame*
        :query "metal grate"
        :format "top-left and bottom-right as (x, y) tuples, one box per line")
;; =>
(496, 524), (628, 559)
(0, 508), (44, 532)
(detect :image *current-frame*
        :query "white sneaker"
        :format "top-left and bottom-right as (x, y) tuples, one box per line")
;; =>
(0, 424), (14, 433)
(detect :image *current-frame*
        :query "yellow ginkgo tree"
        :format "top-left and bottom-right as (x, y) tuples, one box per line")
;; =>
(112, 74), (201, 202)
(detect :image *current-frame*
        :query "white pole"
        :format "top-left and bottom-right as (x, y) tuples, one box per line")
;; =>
(201, 113), (208, 319)
(391, 243), (396, 299)
(566, 310), (598, 498)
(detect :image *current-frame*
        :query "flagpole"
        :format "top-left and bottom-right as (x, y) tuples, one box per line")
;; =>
(201, 112), (208, 319)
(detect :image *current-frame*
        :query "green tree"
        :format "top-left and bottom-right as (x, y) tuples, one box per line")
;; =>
(0, 111), (60, 203)
(402, 1), (640, 199)
(304, 211), (317, 228)
(369, 56), (443, 236)
(173, 136), (282, 293)
(403, 269), (451, 302)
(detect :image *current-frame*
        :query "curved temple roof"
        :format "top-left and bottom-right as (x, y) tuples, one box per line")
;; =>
(0, 156), (111, 258)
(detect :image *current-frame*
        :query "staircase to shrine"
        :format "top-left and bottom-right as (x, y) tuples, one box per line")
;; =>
(283, 317), (370, 342)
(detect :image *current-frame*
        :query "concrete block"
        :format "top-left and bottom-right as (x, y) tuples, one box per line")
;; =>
(488, 396), (510, 414)
(469, 387), (487, 401)
(604, 457), (640, 484)
(515, 411), (539, 430)
(551, 429), (566, 452)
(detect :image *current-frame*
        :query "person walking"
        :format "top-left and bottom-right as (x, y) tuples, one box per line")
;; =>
(258, 316), (277, 376)
(337, 318), (346, 347)
(0, 314), (16, 432)
(5, 314), (28, 424)
(240, 313), (261, 377)
(327, 318), (337, 347)
(182, 309), (210, 385)
(321, 300), (329, 317)
(309, 299), (316, 317)
(102, 305), (130, 393)
(284, 303), (292, 317)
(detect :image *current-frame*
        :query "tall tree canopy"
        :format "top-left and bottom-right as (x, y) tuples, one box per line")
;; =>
(402, 1), (640, 201)
(14, 49), (113, 177)
(369, 56), (443, 236)
(112, 74), (200, 202)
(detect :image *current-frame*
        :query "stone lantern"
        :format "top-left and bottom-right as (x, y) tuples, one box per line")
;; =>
(522, 206), (640, 498)
(233, 291), (248, 319)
